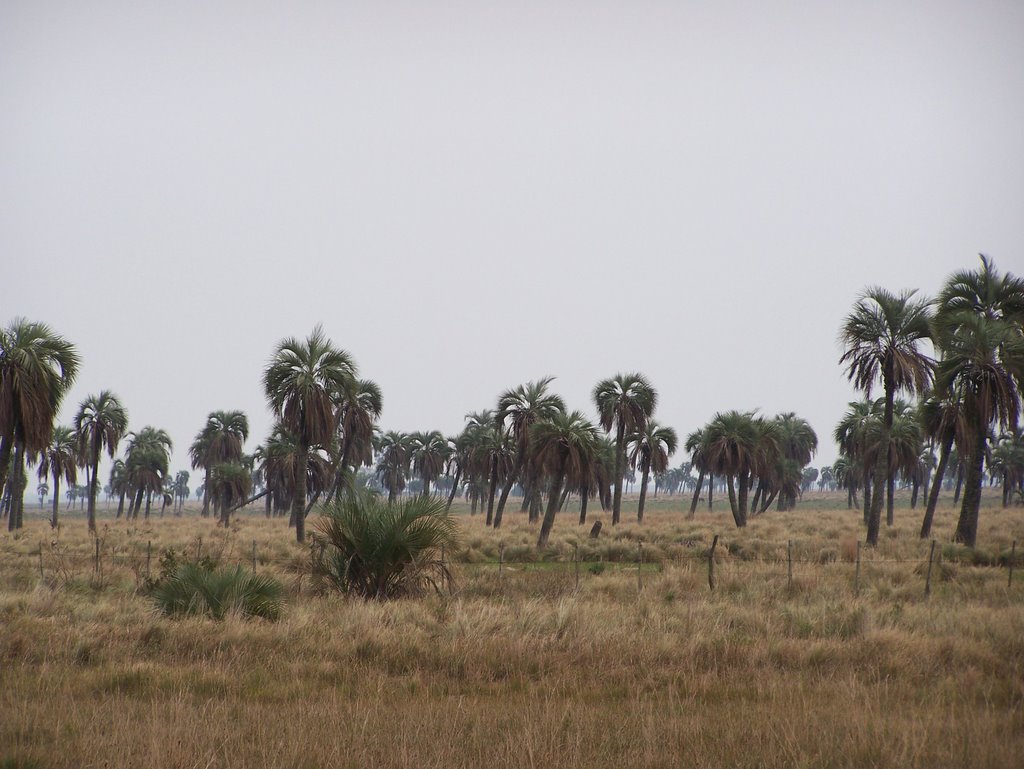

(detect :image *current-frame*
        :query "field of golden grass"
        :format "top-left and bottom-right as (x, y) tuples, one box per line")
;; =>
(2, 492), (1023, 768)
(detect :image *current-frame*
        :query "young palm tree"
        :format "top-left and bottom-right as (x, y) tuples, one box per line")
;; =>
(37, 425), (77, 528)
(0, 319), (80, 529)
(627, 421), (678, 522)
(531, 410), (601, 548)
(593, 373), (657, 525)
(263, 327), (356, 543)
(934, 313), (1024, 546)
(493, 378), (566, 523)
(74, 391), (129, 533)
(768, 413), (818, 512)
(123, 426), (173, 519)
(329, 379), (383, 500)
(704, 411), (773, 528)
(839, 288), (934, 546)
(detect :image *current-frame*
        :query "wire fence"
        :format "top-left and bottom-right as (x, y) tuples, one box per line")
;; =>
(2, 534), (1020, 598)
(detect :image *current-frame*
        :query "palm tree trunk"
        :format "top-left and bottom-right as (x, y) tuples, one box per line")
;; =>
(737, 470), (750, 527)
(637, 466), (650, 523)
(201, 467), (211, 517)
(725, 474), (742, 527)
(485, 458), (498, 526)
(8, 443), (24, 531)
(954, 428), (986, 547)
(862, 467), (872, 525)
(88, 445), (100, 534)
(116, 489), (126, 519)
(537, 468), (565, 549)
(144, 492), (152, 519)
(579, 483), (589, 525)
(0, 437), (11, 516)
(867, 382), (895, 547)
(886, 460), (896, 526)
(612, 422), (625, 525)
(293, 440), (309, 543)
(707, 473), (714, 509)
(954, 465), (963, 504)
(750, 481), (763, 516)
(51, 473), (61, 528)
(910, 478), (920, 509)
(529, 488), (542, 523)
(761, 489), (778, 513)
(445, 466), (462, 512)
(688, 469), (705, 517)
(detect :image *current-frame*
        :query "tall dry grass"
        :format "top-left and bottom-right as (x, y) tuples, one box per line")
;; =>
(2, 491), (1022, 768)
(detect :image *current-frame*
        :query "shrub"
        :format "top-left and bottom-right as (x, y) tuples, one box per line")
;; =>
(150, 564), (283, 620)
(311, 490), (459, 600)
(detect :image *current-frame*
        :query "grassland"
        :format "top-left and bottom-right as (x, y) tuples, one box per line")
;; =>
(2, 492), (1023, 768)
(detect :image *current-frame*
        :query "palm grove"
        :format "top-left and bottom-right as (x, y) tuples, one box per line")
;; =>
(1, 256), (1021, 548)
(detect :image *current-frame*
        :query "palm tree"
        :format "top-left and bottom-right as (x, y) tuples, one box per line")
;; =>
(767, 413), (818, 512)
(329, 379), (382, 500)
(37, 425), (77, 528)
(839, 288), (934, 545)
(918, 391), (967, 538)
(262, 423), (333, 517)
(210, 463), (253, 526)
(593, 373), (657, 525)
(123, 426), (173, 519)
(703, 411), (774, 528)
(990, 430), (1024, 507)
(190, 410), (249, 517)
(410, 430), (450, 499)
(493, 378), (566, 524)
(933, 313), (1024, 546)
(74, 391), (129, 533)
(531, 410), (601, 548)
(0, 319), (80, 531)
(263, 327), (357, 543)
(685, 428), (709, 518)
(375, 431), (413, 503)
(627, 421), (678, 522)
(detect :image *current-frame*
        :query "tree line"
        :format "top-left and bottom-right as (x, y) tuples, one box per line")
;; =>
(2, 255), (1020, 548)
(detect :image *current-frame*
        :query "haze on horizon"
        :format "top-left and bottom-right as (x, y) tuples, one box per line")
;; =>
(3, 0), (1023, 482)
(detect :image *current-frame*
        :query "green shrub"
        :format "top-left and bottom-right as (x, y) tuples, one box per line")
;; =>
(150, 564), (283, 620)
(311, 490), (459, 600)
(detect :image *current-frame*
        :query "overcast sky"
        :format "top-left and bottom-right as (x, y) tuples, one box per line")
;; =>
(3, 0), (1023, 483)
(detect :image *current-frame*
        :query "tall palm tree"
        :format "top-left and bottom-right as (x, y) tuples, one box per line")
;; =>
(0, 319), (80, 530)
(627, 421), (678, 522)
(531, 410), (601, 548)
(839, 288), (934, 546)
(933, 313), (1024, 546)
(493, 378), (566, 524)
(37, 425), (77, 528)
(593, 373), (657, 525)
(263, 327), (356, 543)
(190, 410), (249, 517)
(74, 391), (129, 533)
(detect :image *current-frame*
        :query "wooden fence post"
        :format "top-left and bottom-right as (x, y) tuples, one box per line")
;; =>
(925, 539), (936, 597)
(196, 538), (202, 561)
(855, 541), (861, 596)
(708, 535), (719, 592)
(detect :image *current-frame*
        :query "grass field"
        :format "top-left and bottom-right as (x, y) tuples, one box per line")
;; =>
(2, 492), (1023, 768)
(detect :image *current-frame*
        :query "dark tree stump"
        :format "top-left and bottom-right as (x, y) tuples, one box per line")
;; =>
(589, 521), (602, 539)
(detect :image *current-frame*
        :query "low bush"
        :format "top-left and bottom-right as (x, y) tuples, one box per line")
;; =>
(149, 564), (283, 620)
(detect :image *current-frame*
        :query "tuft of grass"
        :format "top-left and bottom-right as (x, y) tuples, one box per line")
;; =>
(150, 564), (283, 621)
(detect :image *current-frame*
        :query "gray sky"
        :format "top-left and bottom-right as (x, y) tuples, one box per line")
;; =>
(3, 0), (1023, 482)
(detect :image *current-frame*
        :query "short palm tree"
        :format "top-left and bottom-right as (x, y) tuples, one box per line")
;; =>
(74, 391), (129, 533)
(410, 430), (450, 499)
(209, 462), (253, 526)
(627, 421), (678, 522)
(330, 379), (383, 500)
(36, 425), (77, 528)
(593, 373), (657, 525)
(263, 327), (356, 543)
(685, 428), (710, 517)
(531, 410), (601, 548)
(124, 426), (173, 519)
(374, 430), (413, 503)
(839, 287), (933, 545)
(0, 319), (79, 530)
(704, 410), (773, 528)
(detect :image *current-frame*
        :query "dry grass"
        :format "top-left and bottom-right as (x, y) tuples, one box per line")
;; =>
(2, 491), (1023, 768)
